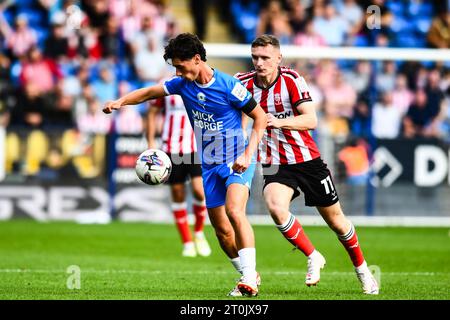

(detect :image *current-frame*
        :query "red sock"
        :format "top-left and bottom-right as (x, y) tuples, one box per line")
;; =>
(338, 223), (365, 267)
(278, 213), (315, 256)
(193, 200), (207, 233)
(172, 203), (192, 244)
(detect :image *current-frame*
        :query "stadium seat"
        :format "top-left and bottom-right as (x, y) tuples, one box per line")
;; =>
(25, 130), (49, 175)
(17, 9), (44, 28)
(386, 1), (405, 17)
(15, 0), (35, 9)
(1, 9), (15, 26)
(5, 132), (20, 173)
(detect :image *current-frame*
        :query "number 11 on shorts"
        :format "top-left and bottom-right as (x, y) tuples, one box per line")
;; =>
(320, 176), (334, 194)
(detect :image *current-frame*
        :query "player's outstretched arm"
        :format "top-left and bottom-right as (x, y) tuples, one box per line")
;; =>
(232, 104), (267, 173)
(102, 84), (166, 114)
(267, 101), (317, 131)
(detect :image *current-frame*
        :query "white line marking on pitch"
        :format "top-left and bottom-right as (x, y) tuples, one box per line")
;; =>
(0, 269), (445, 276)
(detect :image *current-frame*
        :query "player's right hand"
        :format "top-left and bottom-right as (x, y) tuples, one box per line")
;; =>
(103, 100), (122, 114)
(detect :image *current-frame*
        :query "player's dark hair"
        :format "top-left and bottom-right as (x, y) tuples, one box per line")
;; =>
(251, 34), (280, 49)
(163, 33), (207, 62)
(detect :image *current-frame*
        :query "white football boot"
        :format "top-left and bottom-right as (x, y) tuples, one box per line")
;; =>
(228, 272), (261, 297)
(355, 262), (379, 295)
(305, 250), (326, 286)
(181, 242), (197, 257)
(194, 233), (212, 257)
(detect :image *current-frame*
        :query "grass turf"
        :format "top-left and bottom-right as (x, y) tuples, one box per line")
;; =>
(0, 220), (449, 300)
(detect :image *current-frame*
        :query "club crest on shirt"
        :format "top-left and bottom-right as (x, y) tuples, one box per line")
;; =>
(197, 92), (206, 108)
(274, 93), (282, 105)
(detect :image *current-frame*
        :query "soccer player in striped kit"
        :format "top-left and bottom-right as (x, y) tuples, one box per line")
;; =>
(103, 33), (266, 297)
(236, 34), (379, 295)
(147, 93), (211, 258)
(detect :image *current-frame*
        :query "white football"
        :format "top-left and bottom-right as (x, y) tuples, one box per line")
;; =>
(135, 149), (172, 185)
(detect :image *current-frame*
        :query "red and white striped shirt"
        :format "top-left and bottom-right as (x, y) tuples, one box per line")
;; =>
(235, 67), (321, 165)
(153, 95), (196, 155)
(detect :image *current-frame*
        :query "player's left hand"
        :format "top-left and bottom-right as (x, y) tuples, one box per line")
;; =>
(267, 113), (281, 128)
(232, 153), (250, 173)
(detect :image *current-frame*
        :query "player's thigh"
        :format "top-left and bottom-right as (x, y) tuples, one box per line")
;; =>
(225, 183), (250, 214)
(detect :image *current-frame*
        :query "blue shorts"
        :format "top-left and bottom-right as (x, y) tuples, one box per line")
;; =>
(202, 162), (256, 209)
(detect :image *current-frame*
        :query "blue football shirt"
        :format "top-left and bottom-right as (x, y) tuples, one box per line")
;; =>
(163, 69), (253, 167)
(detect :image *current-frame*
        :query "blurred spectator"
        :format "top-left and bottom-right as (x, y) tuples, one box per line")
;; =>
(20, 46), (63, 95)
(293, 18), (326, 47)
(426, 69), (446, 113)
(44, 16), (69, 62)
(91, 62), (117, 104)
(376, 60), (397, 93)
(99, 16), (125, 61)
(402, 89), (442, 138)
(131, 15), (162, 55)
(77, 98), (111, 133)
(120, 0), (143, 44)
(288, 0), (307, 35)
(257, 0), (292, 44)
(133, 38), (168, 86)
(324, 70), (357, 121)
(351, 99), (371, 138)
(108, 0), (131, 22)
(115, 81), (144, 134)
(47, 79), (75, 128)
(0, 14), (37, 59)
(427, 12), (450, 49)
(11, 84), (48, 128)
(391, 74), (414, 116)
(81, 0), (110, 30)
(338, 0), (364, 43)
(74, 83), (95, 121)
(371, 91), (402, 139)
(190, 0), (208, 40)
(338, 136), (370, 186)
(343, 60), (371, 96)
(313, 3), (349, 46)
(62, 62), (91, 97)
(67, 25), (102, 62)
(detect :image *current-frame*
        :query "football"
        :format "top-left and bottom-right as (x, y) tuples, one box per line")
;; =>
(135, 149), (172, 185)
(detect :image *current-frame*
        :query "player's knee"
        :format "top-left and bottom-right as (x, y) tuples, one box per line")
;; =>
(171, 187), (185, 202)
(265, 199), (287, 220)
(215, 225), (234, 243)
(192, 188), (205, 202)
(225, 206), (245, 225)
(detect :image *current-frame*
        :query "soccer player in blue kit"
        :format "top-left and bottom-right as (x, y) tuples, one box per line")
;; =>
(103, 33), (267, 297)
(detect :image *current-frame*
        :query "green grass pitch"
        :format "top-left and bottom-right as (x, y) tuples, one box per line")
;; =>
(0, 220), (449, 300)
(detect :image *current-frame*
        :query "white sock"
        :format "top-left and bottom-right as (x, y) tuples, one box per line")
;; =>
(238, 248), (257, 282)
(230, 257), (242, 275)
(184, 241), (195, 249)
(355, 260), (368, 272)
(195, 231), (205, 239)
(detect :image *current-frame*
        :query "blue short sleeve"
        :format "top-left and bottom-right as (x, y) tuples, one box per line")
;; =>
(227, 78), (253, 109)
(163, 76), (184, 95)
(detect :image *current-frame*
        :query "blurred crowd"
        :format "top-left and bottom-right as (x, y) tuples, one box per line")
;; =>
(0, 0), (448, 145)
(0, 0), (176, 134)
(226, 0), (450, 144)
